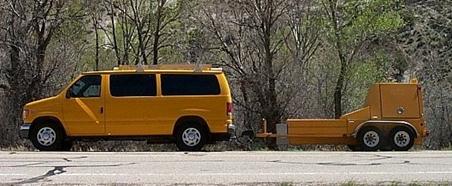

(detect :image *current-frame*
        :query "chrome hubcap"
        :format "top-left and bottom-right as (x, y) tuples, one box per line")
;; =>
(394, 131), (410, 147)
(37, 127), (56, 146)
(182, 128), (201, 147)
(363, 131), (379, 148)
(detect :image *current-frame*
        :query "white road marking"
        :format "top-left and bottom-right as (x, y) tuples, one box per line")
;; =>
(6, 171), (444, 176)
(1, 151), (451, 184)
(2, 171), (452, 177)
(0, 174), (26, 176)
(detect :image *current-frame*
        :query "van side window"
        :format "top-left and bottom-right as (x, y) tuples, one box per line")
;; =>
(110, 74), (156, 97)
(161, 74), (220, 95)
(68, 75), (101, 98)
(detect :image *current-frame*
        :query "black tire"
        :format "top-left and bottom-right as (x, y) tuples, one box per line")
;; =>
(175, 123), (207, 151)
(30, 122), (65, 151)
(62, 140), (73, 151)
(390, 126), (415, 151)
(357, 126), (384, 151)
(347, 145), (362, 151)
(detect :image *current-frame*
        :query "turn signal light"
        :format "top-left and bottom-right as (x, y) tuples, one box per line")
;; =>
(226, 102), (233, 116)
(22, 109), (31, 120)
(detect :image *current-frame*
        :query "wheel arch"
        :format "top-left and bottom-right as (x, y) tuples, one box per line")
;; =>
(353, 121), (418, 138)
(31, 116), (67, 137)
(172, 116), (210, 136)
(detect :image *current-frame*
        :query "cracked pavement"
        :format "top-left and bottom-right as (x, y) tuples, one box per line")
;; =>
(0, 151), (451, 185)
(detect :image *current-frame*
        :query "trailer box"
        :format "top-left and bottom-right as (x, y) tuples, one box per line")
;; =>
(258, 82), (428, 151)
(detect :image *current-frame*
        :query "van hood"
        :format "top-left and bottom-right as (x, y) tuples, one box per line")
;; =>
(24, 96), (61, 110)
(26, 96), (56, 106)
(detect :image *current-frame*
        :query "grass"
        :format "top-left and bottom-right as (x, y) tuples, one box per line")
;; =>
(440, 143), (452, 150)
(2, 138), (452, 152)
(280, 182), (294, 186)
(339, 181), (452, 186)
(341, 181), (361, 186)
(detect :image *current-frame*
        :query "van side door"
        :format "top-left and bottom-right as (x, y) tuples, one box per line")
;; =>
(63, 75), (105, 136)
(105, 74), (159, 135)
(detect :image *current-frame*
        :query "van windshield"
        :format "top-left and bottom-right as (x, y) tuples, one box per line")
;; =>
(67, 75), (101, 97)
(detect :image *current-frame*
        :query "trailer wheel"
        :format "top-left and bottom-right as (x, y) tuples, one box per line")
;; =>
(357, 126), (384, 151)
(390, 126), (415, 151)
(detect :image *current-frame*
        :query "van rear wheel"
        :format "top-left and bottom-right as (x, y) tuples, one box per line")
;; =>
(175, 124), (207, 151)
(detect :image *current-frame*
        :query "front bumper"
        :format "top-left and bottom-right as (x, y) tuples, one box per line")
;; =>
(19, 124), (31, 139)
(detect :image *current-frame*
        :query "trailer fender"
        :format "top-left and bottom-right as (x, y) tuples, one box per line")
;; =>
(352, 121), (419, 138)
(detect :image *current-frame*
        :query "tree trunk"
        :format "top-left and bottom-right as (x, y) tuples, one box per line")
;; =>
(94, 18), (99, 70)
(109, 1), (120, 66)
(264, 47), (279, 133)
(137, 27), (147, 65)
(152, 1), (163, 65)
(333, 58), (346, 118)
(262, 6), (279, 133)
(329, 0), (347, 119)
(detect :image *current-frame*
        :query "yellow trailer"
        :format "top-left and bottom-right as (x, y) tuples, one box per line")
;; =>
(256, 82), (429, 151)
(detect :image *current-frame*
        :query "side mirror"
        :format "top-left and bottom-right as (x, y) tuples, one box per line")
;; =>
(66, 89), (73, 98)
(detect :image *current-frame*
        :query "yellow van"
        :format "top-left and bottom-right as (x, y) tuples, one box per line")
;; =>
(20, 65), (235, 151)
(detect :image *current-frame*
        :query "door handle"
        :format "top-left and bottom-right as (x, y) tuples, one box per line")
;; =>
(100, 107), (104, 114)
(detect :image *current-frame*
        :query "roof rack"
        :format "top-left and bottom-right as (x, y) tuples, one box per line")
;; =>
(112, 64), (221, 72)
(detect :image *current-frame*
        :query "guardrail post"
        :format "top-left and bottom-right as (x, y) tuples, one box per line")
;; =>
(276, 123), (288, 151)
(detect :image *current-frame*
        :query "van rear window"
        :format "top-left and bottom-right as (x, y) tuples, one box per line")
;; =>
(110, 74), (156, 96)
(161, 74), (220, 95)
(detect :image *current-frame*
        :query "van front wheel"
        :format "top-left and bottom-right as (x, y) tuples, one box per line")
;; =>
(175, 124), (207, 151)
(30, 123), (64, 151)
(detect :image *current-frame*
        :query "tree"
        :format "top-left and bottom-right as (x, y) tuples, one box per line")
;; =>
(0, 0), (82, 145)
(85, 0), (104, 70)
(100, 0), (182, 65)
(397, 0), (452, 149)
(151, 0), (182, 65)
(197, 0), (290, 133)
(321, 0), (404, 118)
(198, 0), (320, 134)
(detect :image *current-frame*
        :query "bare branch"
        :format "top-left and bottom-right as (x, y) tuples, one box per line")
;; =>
(0, 84), (9, 90)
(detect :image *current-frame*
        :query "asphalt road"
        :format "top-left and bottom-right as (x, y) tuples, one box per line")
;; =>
(0, 151), (451, 185)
